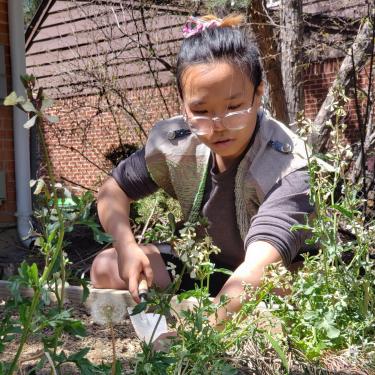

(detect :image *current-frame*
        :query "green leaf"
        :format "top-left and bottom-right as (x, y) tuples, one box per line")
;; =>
(291, 223), (313, 232)
(130, 301), (148, 315)
(317, 317), (341, 339)
(63, 320), (86, 337)
(304, 285), (315, 295)
(167, 212), (176, 233)
(21, 74), (36, 87)
(67, 347), (90, 362)
(80, 278), (90, 303)
(28, 263), (39, 286)
(332, 204), (355, 219)
(41, 287), (51, 305)
(114, 360), (122, 375)
(196, 310), (202, 331)
(214, 267), (233, 276)
(264, 332), (289, 371)
(23, 115), (38, 129)
(326, 324), (340, 339)
(177, 289), (201, 302)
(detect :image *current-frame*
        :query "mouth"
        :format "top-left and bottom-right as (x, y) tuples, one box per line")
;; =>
(212, 138), (234, 146)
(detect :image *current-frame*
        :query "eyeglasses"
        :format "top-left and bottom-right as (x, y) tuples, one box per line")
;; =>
(184, 106), (253, 136)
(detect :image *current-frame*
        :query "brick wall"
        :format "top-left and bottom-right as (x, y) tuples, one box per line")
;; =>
(303, 58), (373, 144)
(43, 85), (180, 191)
(43, 57), (373, 192)
(0, 0), (16, 224)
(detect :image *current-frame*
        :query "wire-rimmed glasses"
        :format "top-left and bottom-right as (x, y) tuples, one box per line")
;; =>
(184, 106), (253, 136)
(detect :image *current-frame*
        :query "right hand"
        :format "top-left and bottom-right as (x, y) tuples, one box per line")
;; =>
(117, 243), (153, 303)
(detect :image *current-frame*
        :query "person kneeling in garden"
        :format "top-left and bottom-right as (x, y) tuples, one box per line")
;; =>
(90, 15), (315, 328)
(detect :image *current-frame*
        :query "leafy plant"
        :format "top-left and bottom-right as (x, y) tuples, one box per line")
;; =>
(268, 86), (375, 361)
(130, 86), (374, 373)
(131, 190), (182, 244)
(0, 75), (114, 375)
(131, 219), (288, 374)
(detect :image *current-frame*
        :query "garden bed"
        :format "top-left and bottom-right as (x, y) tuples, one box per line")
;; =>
(0, 282), (373, 375)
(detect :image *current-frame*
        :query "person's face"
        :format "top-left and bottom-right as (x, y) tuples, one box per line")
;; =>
(182, 61), (264, 163)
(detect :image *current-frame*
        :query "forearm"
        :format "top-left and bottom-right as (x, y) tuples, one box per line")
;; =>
(97, 176), (137, 249)
(212, 241), (281, 325)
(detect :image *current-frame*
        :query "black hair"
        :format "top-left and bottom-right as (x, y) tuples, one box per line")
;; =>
(176, 26), (263, 98)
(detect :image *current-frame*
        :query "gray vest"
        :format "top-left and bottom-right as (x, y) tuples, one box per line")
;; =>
(145, 109), (308, 240)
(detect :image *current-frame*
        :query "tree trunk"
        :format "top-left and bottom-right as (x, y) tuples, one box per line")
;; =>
(247, 0), (289, 125)
(280, 0), (303, 129)
(310, 18), (374, 153)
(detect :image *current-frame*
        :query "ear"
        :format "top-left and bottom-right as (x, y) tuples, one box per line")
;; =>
(255, 81), (265, 97)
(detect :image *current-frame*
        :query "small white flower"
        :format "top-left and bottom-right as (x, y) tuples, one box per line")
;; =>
(166, 261), (177, 278)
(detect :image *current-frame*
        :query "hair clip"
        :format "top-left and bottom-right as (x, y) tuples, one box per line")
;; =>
(182, 16), (222, 38)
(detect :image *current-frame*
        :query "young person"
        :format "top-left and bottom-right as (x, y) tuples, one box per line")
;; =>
(90, 15), (314, 324)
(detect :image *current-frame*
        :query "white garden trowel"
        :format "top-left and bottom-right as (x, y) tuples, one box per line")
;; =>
(127, 276), (168, 344)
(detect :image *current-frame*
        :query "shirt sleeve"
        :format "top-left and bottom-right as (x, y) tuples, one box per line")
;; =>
(244, 169), (315, 266)
(111, 148), (159, 200)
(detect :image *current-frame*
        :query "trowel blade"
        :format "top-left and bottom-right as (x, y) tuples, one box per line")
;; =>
(127, 307), (168, 343)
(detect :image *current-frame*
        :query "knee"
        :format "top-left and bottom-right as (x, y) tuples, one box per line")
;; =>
(90, 250), (116, 288)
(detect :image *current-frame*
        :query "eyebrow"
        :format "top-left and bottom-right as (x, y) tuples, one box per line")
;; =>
(189, 93), (243, 106)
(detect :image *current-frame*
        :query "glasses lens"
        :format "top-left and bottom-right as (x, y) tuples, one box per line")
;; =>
(189, 117), (212, 135)
(222, 112), (249, 130)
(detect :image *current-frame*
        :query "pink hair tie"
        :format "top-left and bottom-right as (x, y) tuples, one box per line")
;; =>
(182, 16), (222, 39)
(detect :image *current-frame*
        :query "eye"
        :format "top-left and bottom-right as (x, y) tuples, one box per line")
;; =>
(228, 104), (242, 111)
(192, 109), (208, 115)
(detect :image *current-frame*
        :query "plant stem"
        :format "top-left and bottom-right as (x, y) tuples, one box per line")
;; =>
(8, 115), (68, 375)
(148, 313), (163, 345)
(110, 322), (117, 375)
(6, 290), (41, 375)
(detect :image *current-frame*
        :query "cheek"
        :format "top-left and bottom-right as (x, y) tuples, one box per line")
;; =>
(195, 134), (211, 145)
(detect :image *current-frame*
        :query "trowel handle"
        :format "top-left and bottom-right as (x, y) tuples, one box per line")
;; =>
(138, 274), (148, 300)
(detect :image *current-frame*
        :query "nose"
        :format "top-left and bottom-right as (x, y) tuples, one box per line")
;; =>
(212, 116), (226, 132)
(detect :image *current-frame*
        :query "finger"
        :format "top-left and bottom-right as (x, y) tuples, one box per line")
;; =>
(143, 262), (154, 288)
(128, 272), (140, 303)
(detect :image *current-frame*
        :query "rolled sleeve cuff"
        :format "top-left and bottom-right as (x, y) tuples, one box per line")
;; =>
(245, 215), (309, 266)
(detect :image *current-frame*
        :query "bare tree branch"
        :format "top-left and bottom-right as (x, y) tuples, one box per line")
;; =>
(310, 17), (374, 152)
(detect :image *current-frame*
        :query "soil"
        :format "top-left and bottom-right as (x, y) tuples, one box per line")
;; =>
(0, 304), (141, 374)
(0, 226), (374, 374)
(1, 300), (374, 375)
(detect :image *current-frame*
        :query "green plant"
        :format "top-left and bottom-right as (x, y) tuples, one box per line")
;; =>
(131, 190), (182, 244)
(131, 219), (288, 374)
(269, 86), (375, 361)
(0, 75), (114, 375)
(130, 86), (374, 373)
(2, 76), (373, 374)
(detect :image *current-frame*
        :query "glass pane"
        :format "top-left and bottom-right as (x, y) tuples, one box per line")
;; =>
(189, 118), (212, 135)
(223, 113), (249, 130)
